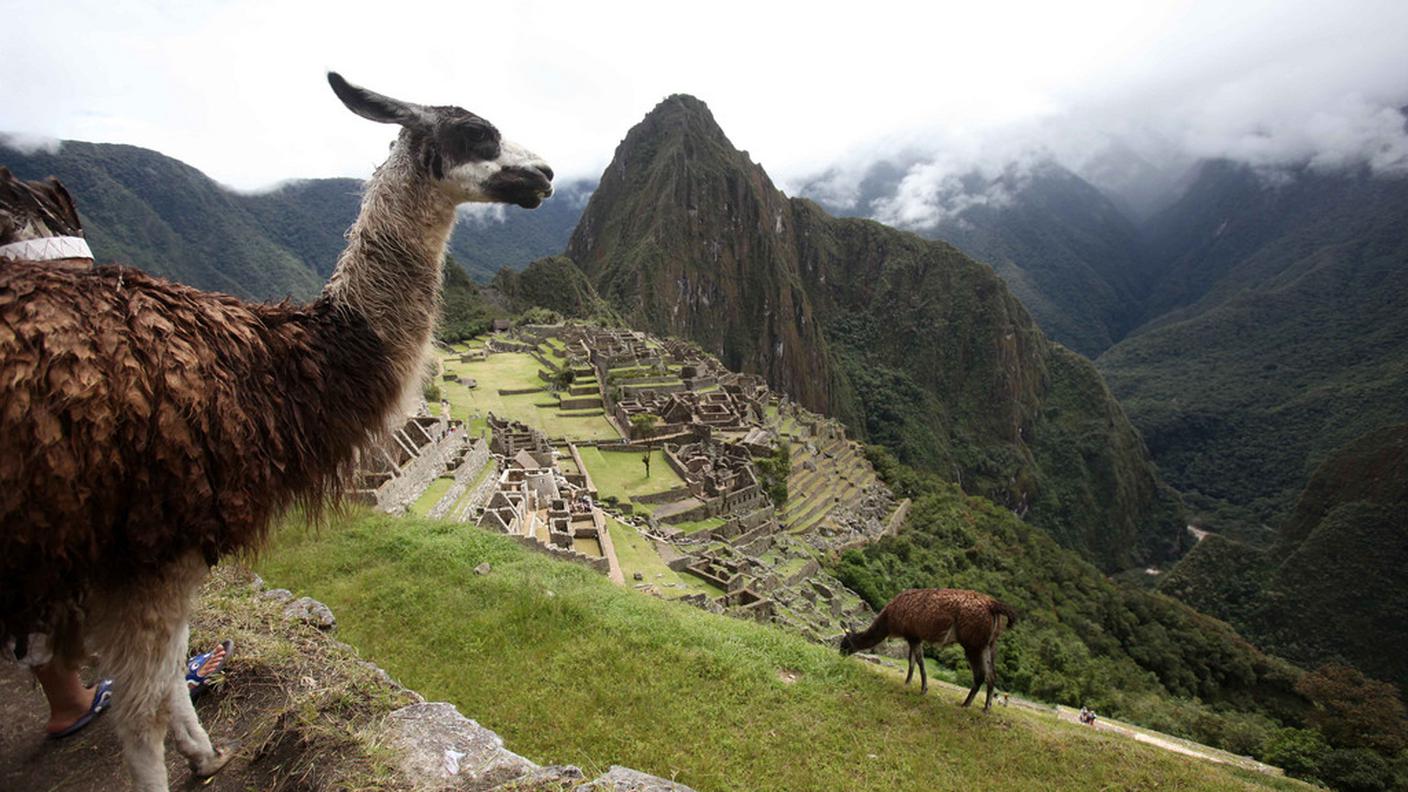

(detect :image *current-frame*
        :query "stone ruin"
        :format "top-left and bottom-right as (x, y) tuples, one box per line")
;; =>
(441, 323), (904, 645)
(352, 412), (472, 514)
(663, 438), (769, 514)
(478, 417), (617, 579)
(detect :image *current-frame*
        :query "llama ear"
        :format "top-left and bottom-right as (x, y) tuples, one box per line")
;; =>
(327, 72), (429, 129)
(43, 178), (83, 235)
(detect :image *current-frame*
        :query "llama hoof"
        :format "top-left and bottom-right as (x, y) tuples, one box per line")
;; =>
(191, 740), (240, 778)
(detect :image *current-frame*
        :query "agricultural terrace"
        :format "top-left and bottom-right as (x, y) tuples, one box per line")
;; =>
(436, 349), (618, 442)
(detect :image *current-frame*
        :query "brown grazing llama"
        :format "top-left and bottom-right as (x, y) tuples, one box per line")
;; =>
(0, 73), (553, 791)
(840, 588), (1018, 710)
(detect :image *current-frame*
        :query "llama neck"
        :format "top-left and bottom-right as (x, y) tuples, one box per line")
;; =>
(322, 146), (454, 396)
(850, 613), (891, 651)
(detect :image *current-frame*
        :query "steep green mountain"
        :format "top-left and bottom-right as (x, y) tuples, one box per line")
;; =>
(1098, 161), (1408, 531)
(0, 137), (588, 296)
(564, 95), (1185, 570)
(803, 160), (1151, 358)
(1159, 424), (1408, 690)
(437, 258), (506, 342)
(1, 139), (324, 298)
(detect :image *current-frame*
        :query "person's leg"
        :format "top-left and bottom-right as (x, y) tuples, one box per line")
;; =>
(34, 661), (99, 735)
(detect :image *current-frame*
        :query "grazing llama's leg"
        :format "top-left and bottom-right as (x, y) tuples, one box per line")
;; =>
(981, 644), (997, 711)
(905, 639), (920, 686)
(917, 644), (928, 694)
(961, 645), (985, 707)
(88, 551), (224, 791)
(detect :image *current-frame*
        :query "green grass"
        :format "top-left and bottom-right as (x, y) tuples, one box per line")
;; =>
(576, 447), (684, 506)
(256, 511), (1305, 792)
(664, 516), (727, 535)
(438, 351), (618, 441)
(409, 477), (454, 516)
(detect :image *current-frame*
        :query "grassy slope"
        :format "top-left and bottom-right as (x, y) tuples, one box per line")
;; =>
(256, 511), (1302, 792)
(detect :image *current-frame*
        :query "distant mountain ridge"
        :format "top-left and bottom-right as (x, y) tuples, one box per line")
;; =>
(558, 94), (1185, 571)
(1099, 160), (1408, 531)
(802, 142), (1408, 542)
(0, 137), (588, 298)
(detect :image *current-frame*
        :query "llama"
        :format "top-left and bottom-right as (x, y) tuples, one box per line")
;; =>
(0, 73), (553, 791)
(840, 588), (1018, 711)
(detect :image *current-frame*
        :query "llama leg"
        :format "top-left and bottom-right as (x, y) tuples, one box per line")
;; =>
(917, 644), (928, 694)
(981, 645), (996, 711)
(100, 612), (185, 792)
(89, 551), (219, 791)
(169, 663), (235, 776)
(905, 640), (918, 686)
(961, 646), (984, 707)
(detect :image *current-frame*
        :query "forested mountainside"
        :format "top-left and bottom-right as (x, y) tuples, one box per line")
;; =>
(559, 95), (1184, 571)
(802, 159), (1152, 359)
(1158, 423), (1408, 690)
(0, 138), (585, 296)
(1098, 160), (1408, 533)
(489, 254), (618, 322)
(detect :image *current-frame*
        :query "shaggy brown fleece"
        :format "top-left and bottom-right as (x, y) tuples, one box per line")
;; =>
(0, 262), (398, 656)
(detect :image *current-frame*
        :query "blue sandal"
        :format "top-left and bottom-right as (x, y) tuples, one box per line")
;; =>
(48, 678), (113, 739)
(186, 639), (233, 700)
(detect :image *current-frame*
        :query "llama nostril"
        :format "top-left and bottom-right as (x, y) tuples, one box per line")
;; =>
(536, 164), (554, 183)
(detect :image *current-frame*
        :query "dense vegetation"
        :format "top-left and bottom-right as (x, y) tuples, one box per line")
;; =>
(1099, 161), (1408, 535)
(256, 510), (1307, 792)
(436, 258), (505, 342)
(1159, 424), (1408, 692)
(835, 447), (1408, 791)
(490, 254), (619, 323)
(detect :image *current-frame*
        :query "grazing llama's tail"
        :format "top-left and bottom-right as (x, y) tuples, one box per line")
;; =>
(989, 600), (1020, 630)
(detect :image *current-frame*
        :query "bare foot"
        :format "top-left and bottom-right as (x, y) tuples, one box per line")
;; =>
(187, 642), (229, 693)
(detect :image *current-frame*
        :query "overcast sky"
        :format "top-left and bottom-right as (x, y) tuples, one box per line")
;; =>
(3, 0), (1407, 204)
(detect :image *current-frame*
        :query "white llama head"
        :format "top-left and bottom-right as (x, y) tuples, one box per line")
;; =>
(328, 72), (554, 208)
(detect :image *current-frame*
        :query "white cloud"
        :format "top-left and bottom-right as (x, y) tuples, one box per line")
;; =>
(0, 132), (62, 154)
(0, 0), (1404, 206)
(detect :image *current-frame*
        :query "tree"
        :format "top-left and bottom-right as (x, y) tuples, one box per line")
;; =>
(629, 412), (659, 441)
(1296, 663), (1408, 755)
(1261, 727), (1329, 780)
(755, 444), (790, 508)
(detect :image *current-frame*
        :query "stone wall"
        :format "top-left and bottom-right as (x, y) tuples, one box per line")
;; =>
(507, 534), (610, 575)
(375, 419), (468, 514)
(428, 439), (491, 520)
